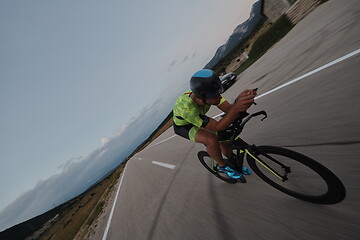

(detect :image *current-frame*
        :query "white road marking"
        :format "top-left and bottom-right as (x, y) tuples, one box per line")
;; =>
(148, 135), (176, 148)
(213, 48), (360, 119)
(102, 164), (127, 240)
(255, 48), (360, 99)
(152, 161), (176, 169)
(213, 112), (225, 119)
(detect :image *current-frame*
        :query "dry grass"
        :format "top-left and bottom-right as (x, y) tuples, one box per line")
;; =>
(150, 118), (173, 141)
(27, 119), (173, 240)
(27, 164), (125, 240)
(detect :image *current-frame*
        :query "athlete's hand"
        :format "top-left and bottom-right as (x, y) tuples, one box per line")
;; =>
(236, 89), (257, 101)
(233, 89), (256, 112)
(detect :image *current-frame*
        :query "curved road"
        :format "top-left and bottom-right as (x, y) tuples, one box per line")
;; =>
(100, 1), (360, 239)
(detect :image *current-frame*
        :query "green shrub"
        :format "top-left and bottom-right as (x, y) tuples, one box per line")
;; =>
(235, 15), (294, 75)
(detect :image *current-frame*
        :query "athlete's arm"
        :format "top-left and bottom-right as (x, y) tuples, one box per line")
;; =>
(217, 89), (257, 113)
(217, 100), (232, 113)
(204, 93), (255, 132)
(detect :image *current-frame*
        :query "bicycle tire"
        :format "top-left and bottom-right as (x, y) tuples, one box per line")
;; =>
(247, 146), (346, 204)
(197, 151), (238, 184)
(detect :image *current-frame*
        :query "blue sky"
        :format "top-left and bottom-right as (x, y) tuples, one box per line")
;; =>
(0, 0), (256, 230)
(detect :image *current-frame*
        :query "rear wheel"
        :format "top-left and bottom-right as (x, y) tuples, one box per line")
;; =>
(197, 151), (239, 183)
(247, 146), (346, 204)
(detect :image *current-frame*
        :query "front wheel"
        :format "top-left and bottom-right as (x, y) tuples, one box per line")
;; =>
(246, 146), (346, 204)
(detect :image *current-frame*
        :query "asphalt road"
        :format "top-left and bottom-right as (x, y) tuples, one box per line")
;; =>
(100, 1), (360, 239)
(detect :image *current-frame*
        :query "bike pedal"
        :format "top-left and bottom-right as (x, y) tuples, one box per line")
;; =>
(238, 176), (247, 183)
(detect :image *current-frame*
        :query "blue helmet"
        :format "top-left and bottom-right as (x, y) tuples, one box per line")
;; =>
(190, 69), (223, 100)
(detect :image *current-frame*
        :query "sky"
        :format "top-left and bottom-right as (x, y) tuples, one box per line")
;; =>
(0, 0), (257, 231)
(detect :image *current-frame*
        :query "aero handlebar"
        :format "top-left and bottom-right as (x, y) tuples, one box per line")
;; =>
(228, 110), (268, 145)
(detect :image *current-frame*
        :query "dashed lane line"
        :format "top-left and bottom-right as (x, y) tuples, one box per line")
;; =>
(152, 161), (176, 169)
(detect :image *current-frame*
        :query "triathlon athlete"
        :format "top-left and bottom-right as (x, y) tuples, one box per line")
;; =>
(173, 69), (257, 179)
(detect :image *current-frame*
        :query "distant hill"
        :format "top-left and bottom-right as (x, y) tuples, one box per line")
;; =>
(205, 0), (264, 69)
(0, 203), (65, 240)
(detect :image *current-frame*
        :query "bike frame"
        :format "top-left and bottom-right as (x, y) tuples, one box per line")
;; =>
(230, 138), (288, 181)
(202, 111), (346, 204)
(217, 111), (290, 182)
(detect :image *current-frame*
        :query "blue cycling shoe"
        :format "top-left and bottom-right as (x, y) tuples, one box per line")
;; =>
(242, 166), (252, 175)
(219, 165), (243, 179)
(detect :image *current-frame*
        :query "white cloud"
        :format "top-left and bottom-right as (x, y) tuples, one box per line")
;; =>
(0, 97), (171, 231)
(101, 137), (109, 146)
(115, 124), (128, 136)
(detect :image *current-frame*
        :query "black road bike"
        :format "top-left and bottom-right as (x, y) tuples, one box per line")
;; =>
(198, 111), (346, 204)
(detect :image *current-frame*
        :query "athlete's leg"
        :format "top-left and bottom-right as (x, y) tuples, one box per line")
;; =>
(219, 142), (233, 158)
(195, 129), (226, 167)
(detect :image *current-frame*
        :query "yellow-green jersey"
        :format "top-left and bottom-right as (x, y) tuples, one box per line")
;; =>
(173, 91), (225, 141)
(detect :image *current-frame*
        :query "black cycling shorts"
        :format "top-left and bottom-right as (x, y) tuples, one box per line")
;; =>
(173, 123), (193, 140)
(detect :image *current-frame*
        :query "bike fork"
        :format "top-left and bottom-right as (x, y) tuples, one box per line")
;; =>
(245, 148), (286, 181)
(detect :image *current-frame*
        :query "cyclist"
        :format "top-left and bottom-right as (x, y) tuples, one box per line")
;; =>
(173, 69), (257, 179)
